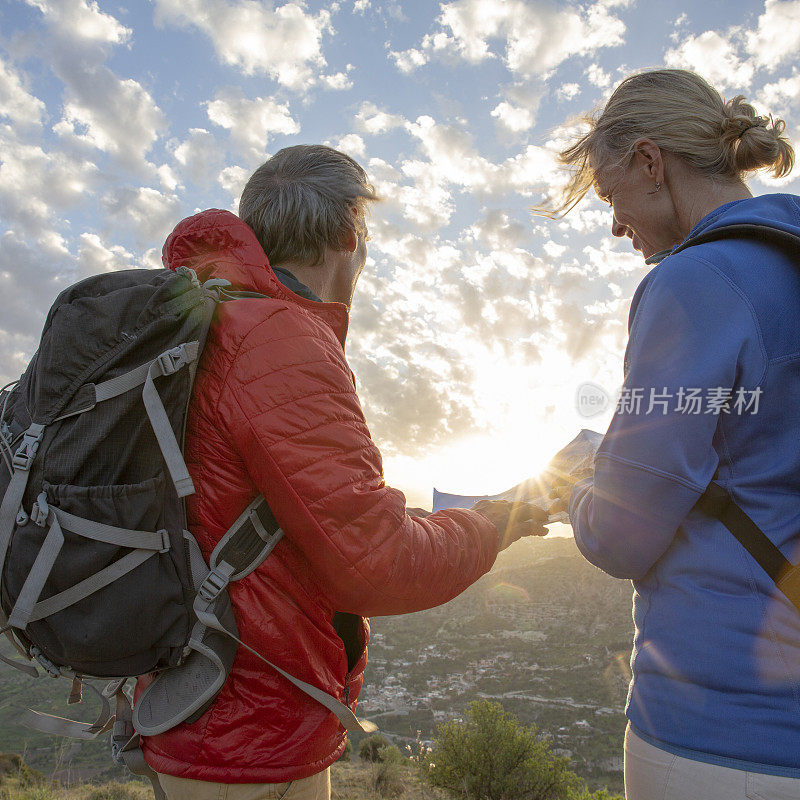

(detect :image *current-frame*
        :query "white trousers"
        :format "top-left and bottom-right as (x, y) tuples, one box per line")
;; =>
(157, 767), (331, 800)
(624, 725), (800, 800)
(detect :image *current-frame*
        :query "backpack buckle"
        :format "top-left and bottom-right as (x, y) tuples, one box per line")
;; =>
(156, 345), (189, 376)
(12, 424), (45, 471)
(30, 492), (50, 527)
(197, 567), (230, 603)
(175, 266), (201, 289)
(30, 646), (61, 678)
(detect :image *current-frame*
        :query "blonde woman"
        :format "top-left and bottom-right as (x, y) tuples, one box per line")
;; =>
(550, 70), (800, 799)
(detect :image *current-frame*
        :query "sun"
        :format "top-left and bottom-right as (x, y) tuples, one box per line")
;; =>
(383, 346), (582, 508)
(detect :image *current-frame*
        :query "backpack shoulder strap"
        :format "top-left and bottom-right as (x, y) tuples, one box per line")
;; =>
(697, 482), (800, 613)
(673, 223), (800, 256)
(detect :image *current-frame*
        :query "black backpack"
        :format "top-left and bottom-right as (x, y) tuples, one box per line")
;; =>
(671, 224), (800, 614)
(0, 266), (373, 798)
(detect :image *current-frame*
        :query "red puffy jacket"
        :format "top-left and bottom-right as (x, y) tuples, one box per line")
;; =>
(140, 209), (500, 783)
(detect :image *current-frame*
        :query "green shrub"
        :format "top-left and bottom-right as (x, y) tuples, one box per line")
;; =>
(427, 700), (586, 800)
(372, 747), (405, 798)
(358, 734), (391, 762)
(0, 754), (42, 787)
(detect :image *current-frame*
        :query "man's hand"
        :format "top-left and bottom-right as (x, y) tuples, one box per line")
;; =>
(471, 499), (549, 550)
(407, 507), (431, 518)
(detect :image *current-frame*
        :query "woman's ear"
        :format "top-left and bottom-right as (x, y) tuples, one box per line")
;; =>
(632, 138), (664, 183)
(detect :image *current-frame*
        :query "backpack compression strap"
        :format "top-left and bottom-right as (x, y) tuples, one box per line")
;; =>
(697, 483), (800, 614)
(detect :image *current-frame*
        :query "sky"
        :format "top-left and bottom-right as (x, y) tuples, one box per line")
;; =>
(1, 0), (799, 509)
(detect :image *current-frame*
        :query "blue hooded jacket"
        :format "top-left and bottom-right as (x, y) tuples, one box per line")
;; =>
(569, 193), (800, 776)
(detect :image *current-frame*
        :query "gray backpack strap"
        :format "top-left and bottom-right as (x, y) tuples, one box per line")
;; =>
(0, 423), (46, 590)
(24, 678), (115, 739)
(135, 496), (378, 736)
(111, 682), (166, 800)
(142, 342), (199, 498)
(6, 500), (170, 631)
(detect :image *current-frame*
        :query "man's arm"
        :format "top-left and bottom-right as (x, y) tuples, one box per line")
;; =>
(219, 308), (503, 616)
(568, 254), (766, 580)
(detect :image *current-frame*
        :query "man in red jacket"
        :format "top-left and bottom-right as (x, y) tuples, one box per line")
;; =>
(143, 144), (546, 800)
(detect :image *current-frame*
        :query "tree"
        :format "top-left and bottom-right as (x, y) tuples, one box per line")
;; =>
(427, 700), (586, 800)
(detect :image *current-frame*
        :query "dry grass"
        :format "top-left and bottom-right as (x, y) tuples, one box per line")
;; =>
(0, 760), (444, 800)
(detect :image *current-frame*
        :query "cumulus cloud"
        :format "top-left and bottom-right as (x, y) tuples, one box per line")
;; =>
(27, 0), (166, 174)
(746, 0), (800, 70)
(74, 233), (136, 280)
(152, 0), (336, 90)
(557, 82), (581, 101)
(390, 0), (627, 78)
(0, 131), (99, 233)
(665, 30), (754, 89)
(491, 101), (534, 132)
(0, 230), (73, 371)
(102, 186), (182, 248)
(665, 1), (800, 92)
(0, 58), (46, 128)
(354, 102), (406, 134)
(332, 133), (367, 158)
(26, 0), (130, 45)
(205, 88), (300, 160)
(171, 128), (226, 188)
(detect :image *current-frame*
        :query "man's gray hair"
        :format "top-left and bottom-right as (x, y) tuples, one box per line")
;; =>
(239, 144), (378, 267)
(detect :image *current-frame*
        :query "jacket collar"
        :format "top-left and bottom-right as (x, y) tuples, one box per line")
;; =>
(162, 209), (349, 346)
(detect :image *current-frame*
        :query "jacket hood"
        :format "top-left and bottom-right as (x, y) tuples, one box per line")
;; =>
(680, 192), (800, 244)
(162, 208), (349, 345)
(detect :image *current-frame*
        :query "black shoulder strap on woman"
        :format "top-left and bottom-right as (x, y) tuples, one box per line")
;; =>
(697, 483), (800, 614)
(672, 223), (800, 256)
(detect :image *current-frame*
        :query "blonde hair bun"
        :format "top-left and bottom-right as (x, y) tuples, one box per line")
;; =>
(722, 95), (794, 178)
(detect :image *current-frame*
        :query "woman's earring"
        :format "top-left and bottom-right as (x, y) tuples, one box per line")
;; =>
(647, 181), (662, 195)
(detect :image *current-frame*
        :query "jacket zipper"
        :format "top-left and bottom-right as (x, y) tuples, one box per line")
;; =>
(344, 674), (351, 708)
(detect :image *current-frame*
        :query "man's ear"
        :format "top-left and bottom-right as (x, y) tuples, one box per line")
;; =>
(340, 227), (358, 253)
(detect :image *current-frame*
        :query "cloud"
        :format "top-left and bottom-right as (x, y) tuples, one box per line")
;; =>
(171, 128), (226, 188)
(354, 102), (406, 134)
(205, 87), (300, 160)
(389, 47), (428, 73)
(25, 0), (130, 45)
(152, 0), (336, 90)
(665, 29), (754, 89)
(491, 101), (534, 132)
(0, 58), (46, 128)
(0, 230), (73, 378)
(557, 82), (581, 101)
(0, 131), (100, 233)
(102, 186), (182, 248)
(219, 165), (250, 208)
(332, 133), (367, 158)
(746, 0), (800, 70)
(390, 0), (627, 78)
(53, 77), (166, 171)
(74, 233), (136, 281)
(26, 0), (166, 174)
(665, 2), (800, 92)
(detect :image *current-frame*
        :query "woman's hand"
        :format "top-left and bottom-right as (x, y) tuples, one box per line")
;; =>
(547, 469), (594, 517)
